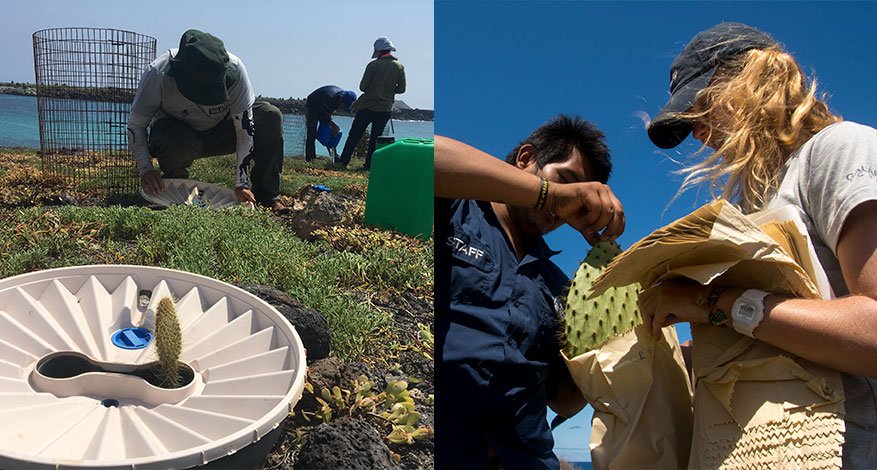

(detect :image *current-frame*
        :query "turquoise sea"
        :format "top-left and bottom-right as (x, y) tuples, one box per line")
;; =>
(0, 94), (434, 156)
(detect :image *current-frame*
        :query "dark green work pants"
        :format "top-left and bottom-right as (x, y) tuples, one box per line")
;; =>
(148, 101), (284, 204)
(338, 109), (392, 169)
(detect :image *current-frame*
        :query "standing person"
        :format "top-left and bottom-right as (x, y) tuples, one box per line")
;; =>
(304, 85), (356, 162)
(337, 37), (406, 170)
(435, 115), (625, 470)
(642, 22), (877, 467)
(128, 29), (287, 211)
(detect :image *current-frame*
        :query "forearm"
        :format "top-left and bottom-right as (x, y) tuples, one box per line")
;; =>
(714, 288), (877, 378)
(233, 110), (255, 188)
(434, 135), (541, 207)
(127, 113), (154, 176)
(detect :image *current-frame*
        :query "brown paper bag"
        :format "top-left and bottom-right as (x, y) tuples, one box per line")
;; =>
(565, 324), (693, 469)
(586, 200), (844, 469)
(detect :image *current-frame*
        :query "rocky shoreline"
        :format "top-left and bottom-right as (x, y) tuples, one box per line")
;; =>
(0, 83), (434, 121)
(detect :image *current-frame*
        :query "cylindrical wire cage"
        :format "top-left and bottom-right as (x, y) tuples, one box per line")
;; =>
(32, 28), (156, 195)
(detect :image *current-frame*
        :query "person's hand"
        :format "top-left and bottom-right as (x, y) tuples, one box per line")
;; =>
(141, 170), (165, 196)
(329, 121), (340, 137)
(638, 280), (711, 340)
(234, 186), (257, 205)
(548, 181), (625, 245)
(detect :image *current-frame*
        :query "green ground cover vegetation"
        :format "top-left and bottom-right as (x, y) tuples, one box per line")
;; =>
(0, 148), (433, 360)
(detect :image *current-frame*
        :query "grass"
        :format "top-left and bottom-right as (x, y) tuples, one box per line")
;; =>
(188, 154), (370, 195)
(0, 148), (433, 360)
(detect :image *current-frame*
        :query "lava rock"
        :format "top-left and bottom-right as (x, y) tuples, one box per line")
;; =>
(291, 357), (376, 428)
(286, 186), (356, 240)
(238, 285), (330, 362)
(295, 417), (400, 470)
(305, 357), (375, 393)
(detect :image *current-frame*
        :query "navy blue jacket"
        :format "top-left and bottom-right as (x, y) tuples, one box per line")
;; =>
(305, 85), (343, 122)
(436, 198), (568, 389)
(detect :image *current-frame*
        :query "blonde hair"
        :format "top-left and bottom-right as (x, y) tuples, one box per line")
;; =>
(674, 47), (841, 212)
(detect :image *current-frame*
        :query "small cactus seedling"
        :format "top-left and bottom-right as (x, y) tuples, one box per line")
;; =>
(563, 241), (642, 357)
(154, 296), (183, 388)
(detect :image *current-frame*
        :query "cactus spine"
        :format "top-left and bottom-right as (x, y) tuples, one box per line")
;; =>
(563, 241), (642, 357)
(155, 297), (183, 388)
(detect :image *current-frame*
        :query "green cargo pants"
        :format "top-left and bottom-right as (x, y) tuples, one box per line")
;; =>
(148, 101), (284, 204)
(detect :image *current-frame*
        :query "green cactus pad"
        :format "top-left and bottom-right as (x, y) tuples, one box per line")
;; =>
(563, 241), (642, 357)
(154, 297), (183, 388)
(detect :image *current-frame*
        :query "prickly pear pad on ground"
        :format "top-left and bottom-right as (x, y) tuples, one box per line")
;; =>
(563, 241), (642, 357)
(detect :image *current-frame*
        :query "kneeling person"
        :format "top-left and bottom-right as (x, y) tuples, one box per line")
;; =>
(128, 29), (285, 210)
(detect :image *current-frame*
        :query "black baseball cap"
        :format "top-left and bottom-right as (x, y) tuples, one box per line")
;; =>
(648, 22), (777, 149)
(168, 30), (239, 106)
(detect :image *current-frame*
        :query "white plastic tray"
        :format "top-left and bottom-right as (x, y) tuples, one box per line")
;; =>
(141, 179), (253, 210)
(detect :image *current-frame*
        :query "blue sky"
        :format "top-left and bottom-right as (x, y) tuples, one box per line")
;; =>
(436, 0), (877, 462)
(0, 0), (434, 109)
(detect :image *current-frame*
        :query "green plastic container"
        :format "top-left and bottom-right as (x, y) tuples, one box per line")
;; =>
(364, 137), (434, 238)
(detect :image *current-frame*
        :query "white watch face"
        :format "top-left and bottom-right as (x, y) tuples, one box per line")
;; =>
(733, 290), (767, 336)
(738, 301), (759, 323)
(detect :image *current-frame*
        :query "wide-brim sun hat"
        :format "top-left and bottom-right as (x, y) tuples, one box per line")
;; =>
(168, 29), (238, 106)
(371, 36), (396, 58)
(648, 22), (777, 149)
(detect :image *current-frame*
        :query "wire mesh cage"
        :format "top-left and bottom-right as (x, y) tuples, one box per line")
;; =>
(32, 27), (156, 194)
(283, 113), (307, 157)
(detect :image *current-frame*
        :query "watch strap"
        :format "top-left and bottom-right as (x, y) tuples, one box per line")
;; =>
(706, 286), (728, 327)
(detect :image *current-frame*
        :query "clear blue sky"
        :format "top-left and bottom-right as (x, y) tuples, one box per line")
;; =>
(0, 0), (434, 109)
(436, 0), (877, 463)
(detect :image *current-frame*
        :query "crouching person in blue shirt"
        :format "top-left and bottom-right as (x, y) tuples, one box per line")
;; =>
(304, 85), (356, 163)
(435, 115), (626, 470)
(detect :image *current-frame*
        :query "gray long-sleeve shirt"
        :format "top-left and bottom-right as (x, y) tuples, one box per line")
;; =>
(127, 49), (256, 187)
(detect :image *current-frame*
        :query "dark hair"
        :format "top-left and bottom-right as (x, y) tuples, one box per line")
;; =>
(504, 114), (612, 183)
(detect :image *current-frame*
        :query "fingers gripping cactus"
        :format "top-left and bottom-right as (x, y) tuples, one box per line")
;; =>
(155, 297), (183, 387)
(563, 241), (642, 357)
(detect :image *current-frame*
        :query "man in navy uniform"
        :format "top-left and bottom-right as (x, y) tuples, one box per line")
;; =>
(435, 115), (625, 469)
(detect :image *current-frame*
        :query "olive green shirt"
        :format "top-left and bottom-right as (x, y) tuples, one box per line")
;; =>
(352, 55), (406, 112)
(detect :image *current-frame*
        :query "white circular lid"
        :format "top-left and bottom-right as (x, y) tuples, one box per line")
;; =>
(0, 265), (306, 469)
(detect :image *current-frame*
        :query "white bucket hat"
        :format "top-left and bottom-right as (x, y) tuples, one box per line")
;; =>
(372, 36), (396, 58)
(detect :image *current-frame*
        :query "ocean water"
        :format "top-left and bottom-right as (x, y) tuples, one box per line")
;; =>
(0, 94), (40, 148)
(568, 462), (593, 470)
(0, 93), (434, 156)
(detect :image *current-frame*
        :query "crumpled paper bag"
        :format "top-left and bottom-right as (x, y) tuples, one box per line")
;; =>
(565, 324), (693, 469)
(580, 200), (844, 469)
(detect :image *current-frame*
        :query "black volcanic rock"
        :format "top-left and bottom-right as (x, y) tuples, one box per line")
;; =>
(295, 417), (400, 470)
(238, 284), (331, 362)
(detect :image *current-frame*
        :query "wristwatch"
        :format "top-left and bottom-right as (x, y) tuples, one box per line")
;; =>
(731, 289), (769, 337)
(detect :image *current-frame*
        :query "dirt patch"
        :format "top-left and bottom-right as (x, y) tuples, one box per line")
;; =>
(266, 355), (434, 470)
